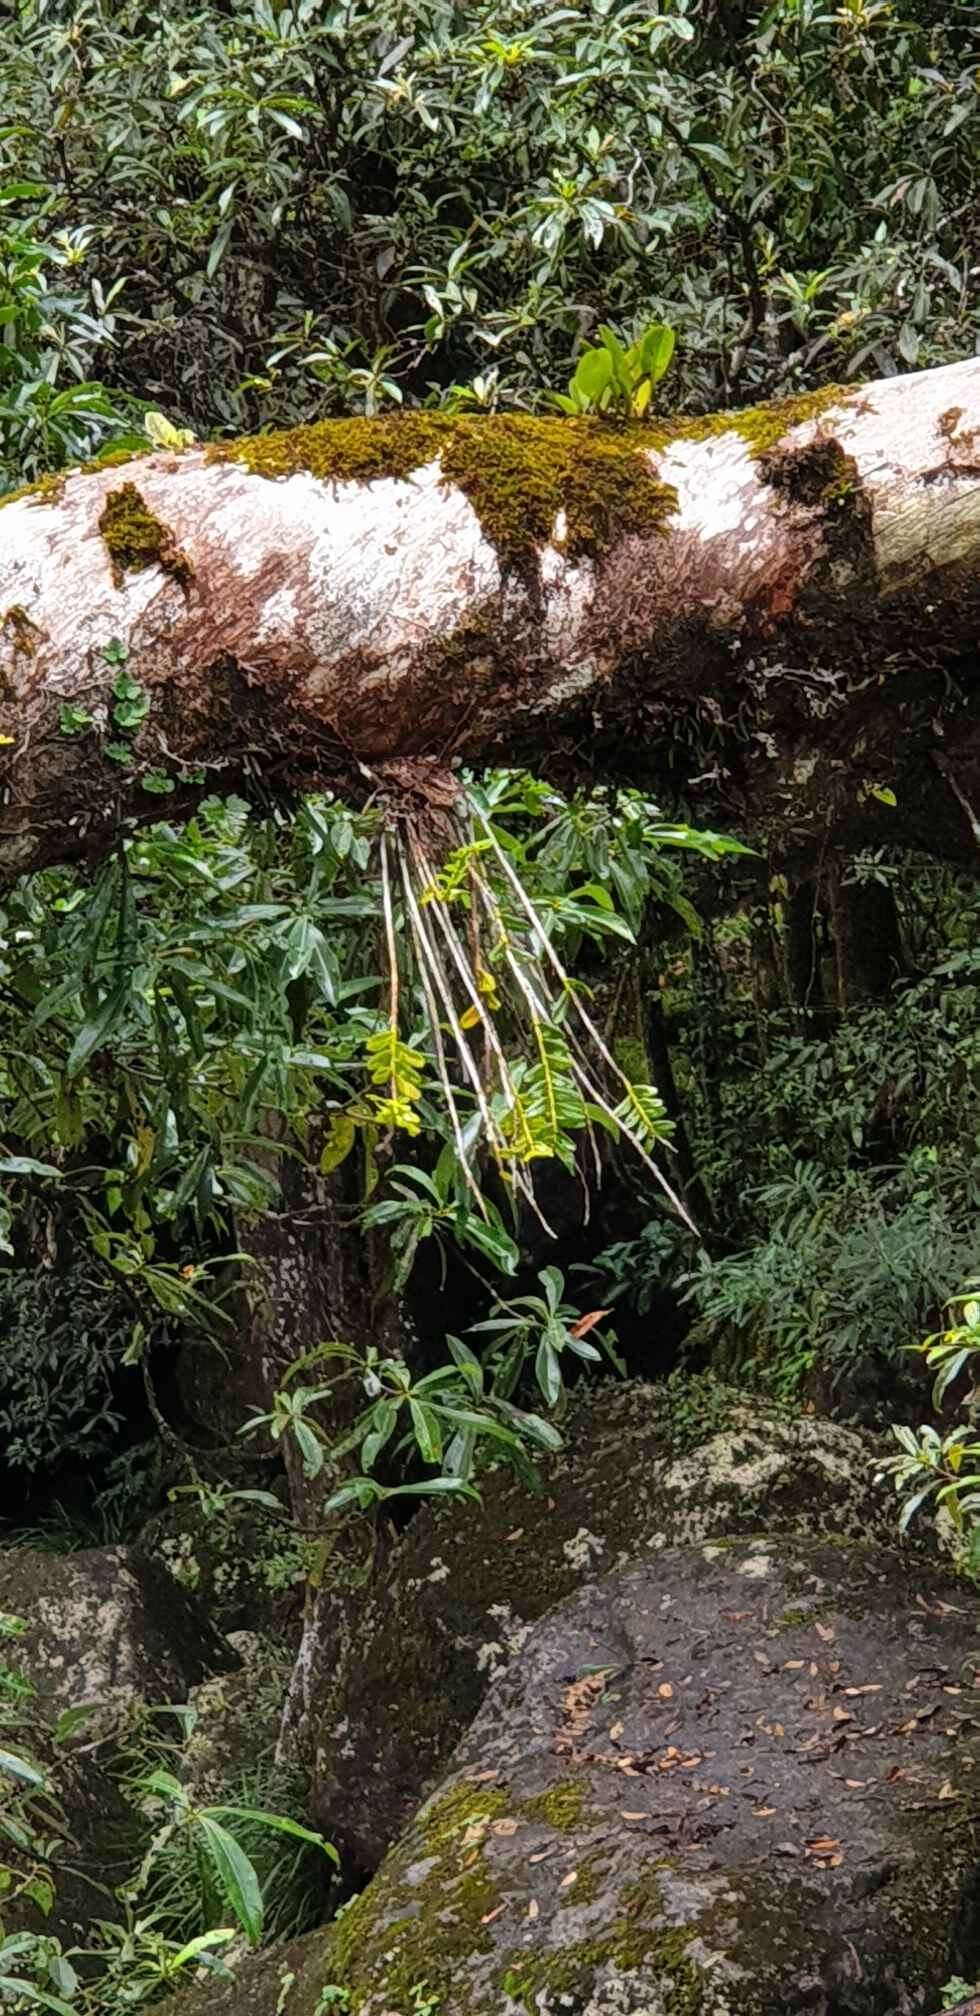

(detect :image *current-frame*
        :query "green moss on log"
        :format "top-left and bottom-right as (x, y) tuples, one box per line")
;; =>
(209, 412), (677, 561)
(98, 483), (193, 590)
(0, 472), (66, 512)
(207, 385), (851, 563)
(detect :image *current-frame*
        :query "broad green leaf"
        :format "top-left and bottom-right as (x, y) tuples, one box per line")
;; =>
(320, 1112), (357, 1175)
(198, 1815), (264, 1945)
(0, 1978), (77, 2015)
(172, 1930), (236, 1969)
(534, 1337), (562, 1408)
(638, 323), (676, 382)
(571, 347), (612, 404)
(409, 1399), (443, 1465)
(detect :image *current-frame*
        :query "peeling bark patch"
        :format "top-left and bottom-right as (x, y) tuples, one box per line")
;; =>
(1, 605), (42, 660)
(99, 483), (194, 592)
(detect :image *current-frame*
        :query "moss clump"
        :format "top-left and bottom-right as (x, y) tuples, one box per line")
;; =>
(1, 606), (41, 658)
(210, 411), (677, 562)
(612, 1035), (648, 1084)
(520, 1779), (587, 1832)
(209, 382), (853, 566)
(500, 1892), (708, 2015)
(83, 446), (152, 477)
(98, 483), (193, 591)
(420, 1776), (511, 1853)
(0, 471), (66, 512)
(668, 380), (849, 460)
(321, 1779), (511, 2013)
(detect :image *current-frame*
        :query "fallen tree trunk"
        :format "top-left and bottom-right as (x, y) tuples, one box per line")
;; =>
(1, 356), (978, 876)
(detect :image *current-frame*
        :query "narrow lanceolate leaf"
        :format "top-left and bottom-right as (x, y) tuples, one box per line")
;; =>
(198, 1815), (265, 1945)
(0, 1748), (46, 1789)
(0, 1982), (78, 2015)
(66, 979), (129, 1076)
(210, 1808), (339, 1862)
(409, 1398), (443, 1465)
(0, 1157), (62, 1180)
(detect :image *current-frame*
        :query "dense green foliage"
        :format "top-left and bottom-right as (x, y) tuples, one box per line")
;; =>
(1, 0), (976, 480)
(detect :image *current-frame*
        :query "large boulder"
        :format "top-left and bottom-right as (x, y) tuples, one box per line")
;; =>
(140, 1491), (306, 1640)
(168, 1535), (980, 2016)
(0, 1544), (237, 1955)
(0, 1545), (237, 1719)
(310, 1378), (920, 1869)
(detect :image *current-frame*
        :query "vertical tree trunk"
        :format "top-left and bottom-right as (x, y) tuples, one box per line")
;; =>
(642, 980), (715, 1233)
(783, 878), (827, 1019)
(245, 1141), (403, 1765)
(828, 866), (907, 1009)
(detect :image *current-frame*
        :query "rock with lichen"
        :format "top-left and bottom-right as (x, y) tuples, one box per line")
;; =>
(308, 1378), (924, 1871)
(0, 1544), (237, 1723)
(140, 1491), (307, 1639)
(0, 1544), (237, 1954)
(165, 1535), (980, 2016)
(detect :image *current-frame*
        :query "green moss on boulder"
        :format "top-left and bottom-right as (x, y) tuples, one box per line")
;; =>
(310, 1379), (929, 1871)
(165, 1535), (980, 2016)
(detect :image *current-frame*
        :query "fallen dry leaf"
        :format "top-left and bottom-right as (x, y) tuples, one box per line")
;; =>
(569, 1309), (612, 1339)
(492, 1818), (519, 1836)
(527, 1901), (539, 1921)
(815, 1623), (836, 1643)
(560, 1871), (578, 1889)
(843, 1685), (882, 1697)
(481, 1904), (507, 1925)
(622, 1812), (648, 1821)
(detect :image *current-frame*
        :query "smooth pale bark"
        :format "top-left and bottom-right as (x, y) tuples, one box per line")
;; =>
(1, 355), (978, 876)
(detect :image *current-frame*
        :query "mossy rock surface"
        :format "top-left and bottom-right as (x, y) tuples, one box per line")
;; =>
(168, 1536), (980, 2016)
(0, 1545), (237, 1956)
(0, 1543), (237, 1719)
(310, 1380), (922, 1870)
(140, 1493), (305, 1640)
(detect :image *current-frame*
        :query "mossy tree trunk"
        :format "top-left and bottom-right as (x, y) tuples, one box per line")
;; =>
(1, 356), (978, 877)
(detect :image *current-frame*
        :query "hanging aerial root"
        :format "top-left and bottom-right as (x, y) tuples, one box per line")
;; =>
(365, 782), (698, 1237)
